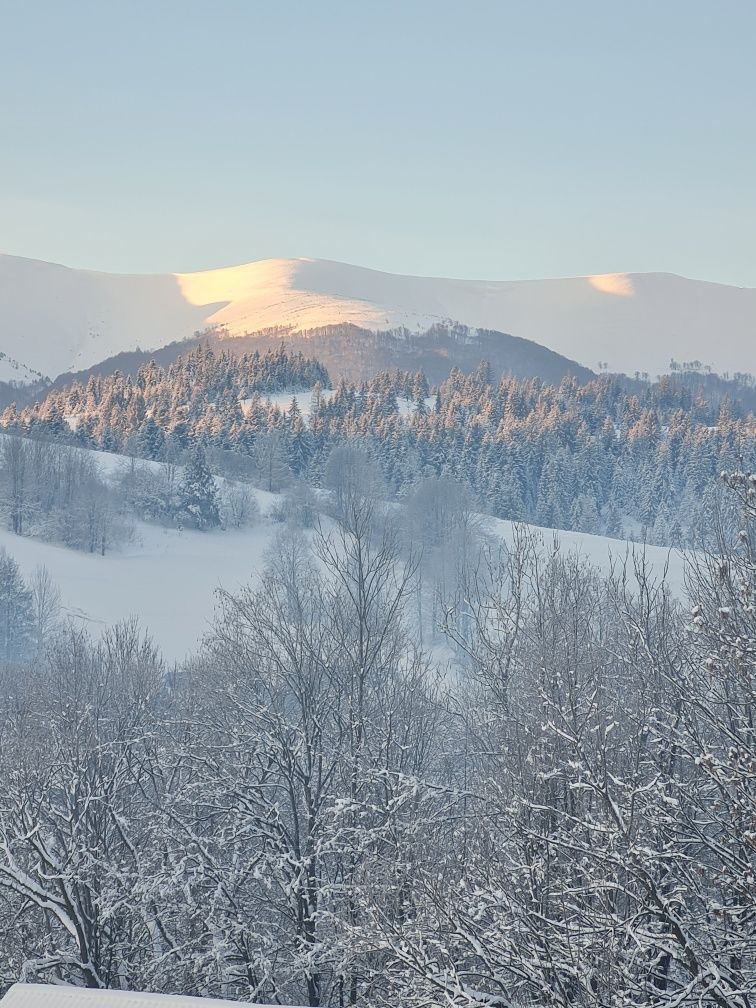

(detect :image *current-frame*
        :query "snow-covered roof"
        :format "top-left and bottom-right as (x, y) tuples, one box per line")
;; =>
(0, 985), (300, 1007)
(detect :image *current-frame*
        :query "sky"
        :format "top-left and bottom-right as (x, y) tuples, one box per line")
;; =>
(1, 0), (754, 285)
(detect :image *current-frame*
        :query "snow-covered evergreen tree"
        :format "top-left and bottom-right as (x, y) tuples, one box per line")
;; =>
(135, 417), (165, 460)
(178, 445), (220, 530)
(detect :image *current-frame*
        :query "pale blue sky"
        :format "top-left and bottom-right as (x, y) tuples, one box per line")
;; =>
(1, 0), (754, 284)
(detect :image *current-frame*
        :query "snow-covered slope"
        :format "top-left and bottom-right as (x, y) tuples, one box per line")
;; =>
(0, 254), (214, 382)
(0, 500), (688, 663)
(0, 511), (277, 662)
(2, 253), (754, 382)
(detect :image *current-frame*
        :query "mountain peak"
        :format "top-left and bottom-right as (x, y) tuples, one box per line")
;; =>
(0, 253), (754, 382)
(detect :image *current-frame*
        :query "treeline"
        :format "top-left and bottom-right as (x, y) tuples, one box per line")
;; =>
(4, 350), (756, 547)
(0, 477), (753, 1006)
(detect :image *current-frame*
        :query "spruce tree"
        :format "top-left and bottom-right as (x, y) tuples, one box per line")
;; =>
(136, 417), (165, 460)
(178, 445), (220, 530)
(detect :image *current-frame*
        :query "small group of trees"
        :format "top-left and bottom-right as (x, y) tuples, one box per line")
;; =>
(116, 445), (259, 532)
(0, 435), (132, 553)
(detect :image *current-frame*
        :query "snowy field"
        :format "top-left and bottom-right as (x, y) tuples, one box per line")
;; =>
(0, 501), (690, 664)
(485, 516), (690, 596)
(241, 389), (435, 423)
(241, 388), (335, 422)
(0, 518), (275, 661)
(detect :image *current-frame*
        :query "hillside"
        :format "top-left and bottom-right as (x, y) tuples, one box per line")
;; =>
(9, 345), (754, 554)
(0, 461), (687, 662)
(50, 321), (593, 388)
(2, 254), (755, 383)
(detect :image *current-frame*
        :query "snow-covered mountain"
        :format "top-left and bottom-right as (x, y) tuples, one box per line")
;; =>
(1, 253), (755, 382)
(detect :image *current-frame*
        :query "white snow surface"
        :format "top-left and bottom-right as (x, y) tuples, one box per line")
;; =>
(240, 390), (434, 423)
(240, 388), (335, 422)
(485, 516), (689, 596)
(0, 513), (276, 663)
(0, 474), (689, 663)
(0, 983), (303, 1007)
(2, 253), (755, 381)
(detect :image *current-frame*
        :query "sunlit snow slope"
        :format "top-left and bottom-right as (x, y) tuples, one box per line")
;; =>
(2, 253), (755, 381)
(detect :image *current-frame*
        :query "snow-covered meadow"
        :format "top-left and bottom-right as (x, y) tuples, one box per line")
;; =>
(0, 444), (690, 659)
(0, 515), (274, 661)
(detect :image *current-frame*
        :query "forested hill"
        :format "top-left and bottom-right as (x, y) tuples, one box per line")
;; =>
(43, 319), (594, 391)
(2, 344), (329, 449)
(3, 347), (756, 548)
(209, 321), (596, 385)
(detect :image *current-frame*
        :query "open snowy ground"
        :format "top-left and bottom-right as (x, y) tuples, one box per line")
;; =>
(241, 388), (335, 421)
(242, 389), (435, 423)
(0, 506), (690, 664)
(485, 516), (690, 596)
(0, 516), (276, 662)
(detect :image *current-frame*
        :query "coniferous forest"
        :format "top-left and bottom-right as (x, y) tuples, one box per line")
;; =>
(3, 344), (754, 548)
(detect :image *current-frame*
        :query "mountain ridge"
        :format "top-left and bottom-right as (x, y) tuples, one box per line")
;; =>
(1, 253), (754, 383)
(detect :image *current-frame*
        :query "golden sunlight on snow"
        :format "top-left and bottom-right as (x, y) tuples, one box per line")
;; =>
(588, 272), (635, 297)
(175, 258), (299, 307)
(174, 258), (383, 335)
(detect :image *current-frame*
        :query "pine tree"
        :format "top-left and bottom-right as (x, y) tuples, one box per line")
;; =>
(178, 445), (220, 530)
(136, 417), (165, 460)
(286, 399), (313, 475)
